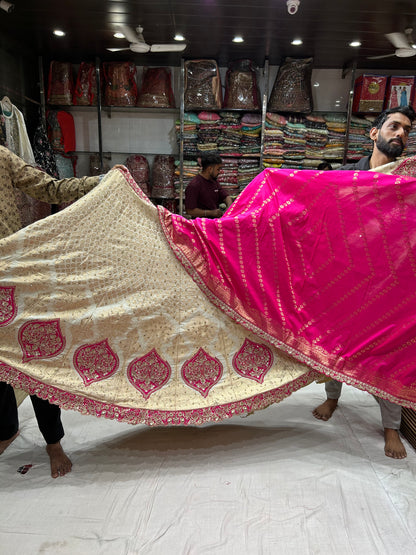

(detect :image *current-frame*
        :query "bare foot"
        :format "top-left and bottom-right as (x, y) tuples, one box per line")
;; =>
(0, 430), (20, 454)
(46, 442), (72, 478)
(312, 398), (338, 421)
(384, 428), (407, 459)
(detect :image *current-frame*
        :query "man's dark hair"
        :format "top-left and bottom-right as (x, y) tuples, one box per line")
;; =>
(317, 162), (333, 171)
(200, 153), (222, 170)
(372, 106), (416, 129)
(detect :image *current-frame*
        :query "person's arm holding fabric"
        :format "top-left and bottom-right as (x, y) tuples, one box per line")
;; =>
(4, 145), (99, 204)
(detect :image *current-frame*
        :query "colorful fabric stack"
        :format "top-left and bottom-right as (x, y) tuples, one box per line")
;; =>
(238, 158), (261, 190)
(217, 157), (240, 197)
(240, 113), (262, 156)
(405, 125), (416, 158)
(217, 112), (242, 156)
(346, 115), (373, 161)
(323, 113), (347, 162)
(176, 112), (199, 158)
(282, 115), (307, 168)
(174, 159), (199, 199)
(197, 111), (222, 154)
(263, 112), (285, 167)
(303, 114), (329, 168)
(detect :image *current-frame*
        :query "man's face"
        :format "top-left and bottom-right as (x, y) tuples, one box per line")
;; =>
(372, 113), (412, 159)
(209, 164), (222, 180)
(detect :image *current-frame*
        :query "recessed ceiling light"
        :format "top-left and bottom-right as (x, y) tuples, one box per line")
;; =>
(291, 38), (303, 46)
(349, 40), (361, 47)
(114, 32), (125, 39)
(174, 33), (185, 41)
(53, 29), (65, 37)
(233, 35), (244, 43)
(412, 43), (416, 49)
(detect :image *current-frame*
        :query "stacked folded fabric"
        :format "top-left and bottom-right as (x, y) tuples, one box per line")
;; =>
(240, 113), (262, 156)
(238, 158), (261, 190)
(303, 114), (329, 168)
(405, 125), (416, 157)
(197, 111), (222, 154)
(174, 159), (199, 198)
(323, 113), (347, 161)
(282, 115), (307, 167)
(346, 115), (373, 161)
(217, 157), (240, 197)
(176, 112), (200, 158)
(263, 112), (286, 167)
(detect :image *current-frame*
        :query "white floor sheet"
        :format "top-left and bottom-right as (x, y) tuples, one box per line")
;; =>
(0, 382), (415, 555)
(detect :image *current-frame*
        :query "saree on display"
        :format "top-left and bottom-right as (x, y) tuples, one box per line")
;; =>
(1, 161), (416, 425)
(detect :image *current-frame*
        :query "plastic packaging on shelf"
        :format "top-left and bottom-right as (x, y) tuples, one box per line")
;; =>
(47, 61), (74, 105)
(184, 59), (222, 110)
(73, 62), (99, 106)
(268, 57), (313, 113)
(125, 154), (151, 196)
(223, 59), (261, 110)
(136, 67), (175, 108)
(151, 155), (175, 198)
(103, 62), (138, 106)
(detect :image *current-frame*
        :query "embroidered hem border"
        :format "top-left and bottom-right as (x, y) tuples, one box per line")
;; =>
(0, 362), (322, 425)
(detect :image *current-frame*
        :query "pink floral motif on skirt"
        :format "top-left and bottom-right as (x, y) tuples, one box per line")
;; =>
(0, 286), (17, 327)
(18, 319), (65, 362)
(73, 339), (119, 386)
(127, 348), (171, 399)
(232, 339), (273, 384)
(181, 348), (223, 397)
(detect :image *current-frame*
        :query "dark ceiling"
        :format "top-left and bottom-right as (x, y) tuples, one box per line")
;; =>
(1, 0), (416, 69)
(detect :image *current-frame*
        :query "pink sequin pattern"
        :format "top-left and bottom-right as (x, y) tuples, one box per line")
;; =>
(0, 286), (17, 327)
(18, 319), (65, 362)
(232, 339), (273, 384)
(181, 348), (223, 397)
(127, 348), (171, 399)
(73, 339), (119, 386)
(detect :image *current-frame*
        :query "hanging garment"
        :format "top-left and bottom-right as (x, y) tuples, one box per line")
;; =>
(0, 98), (35, 164)
(1, 159), (416, 426)
(0, 98), (51, 227)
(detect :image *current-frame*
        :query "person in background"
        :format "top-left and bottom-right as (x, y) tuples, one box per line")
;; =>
(185, 153), (232, 219)
(317, 161), (333, 171)
(0, 145), (101, 478)
(312, 105), (416, 459)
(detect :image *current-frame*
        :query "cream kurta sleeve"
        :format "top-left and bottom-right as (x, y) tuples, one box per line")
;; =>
(0, 145), (100, 238)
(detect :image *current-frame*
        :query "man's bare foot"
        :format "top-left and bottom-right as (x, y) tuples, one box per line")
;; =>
(46, 442), (72, 478)
(0, 430), (20, 455)
(384, 428), (407, 459)
(312, 398), (338, 421)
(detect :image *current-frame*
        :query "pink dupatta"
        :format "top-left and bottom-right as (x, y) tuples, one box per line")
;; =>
(160, 167), (416, 407)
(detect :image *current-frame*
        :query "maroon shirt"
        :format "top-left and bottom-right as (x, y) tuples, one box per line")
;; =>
(185, 174), (228, 211)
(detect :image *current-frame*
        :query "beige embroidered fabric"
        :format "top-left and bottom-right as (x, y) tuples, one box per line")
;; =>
(0, 168), (317, 425)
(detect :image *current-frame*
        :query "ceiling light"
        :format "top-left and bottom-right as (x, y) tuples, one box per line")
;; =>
(349, 40), (361, 47)
(291, 38), (303, 46)
(412, 43), (416, 49)
(174, 33), (185, 41)
(53, 29), (65, 37)
(233, 36), (244, 43)
(114, 32), (125, 39)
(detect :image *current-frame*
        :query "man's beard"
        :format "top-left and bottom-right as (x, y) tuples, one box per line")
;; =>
(376, 133), (404, 159)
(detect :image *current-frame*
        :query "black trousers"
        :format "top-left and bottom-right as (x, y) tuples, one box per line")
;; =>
(0, 381), (64, 444)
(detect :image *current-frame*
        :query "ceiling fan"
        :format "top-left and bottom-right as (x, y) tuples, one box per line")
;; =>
(367, 28), (416, 59)
(107, 25), (187, 54)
